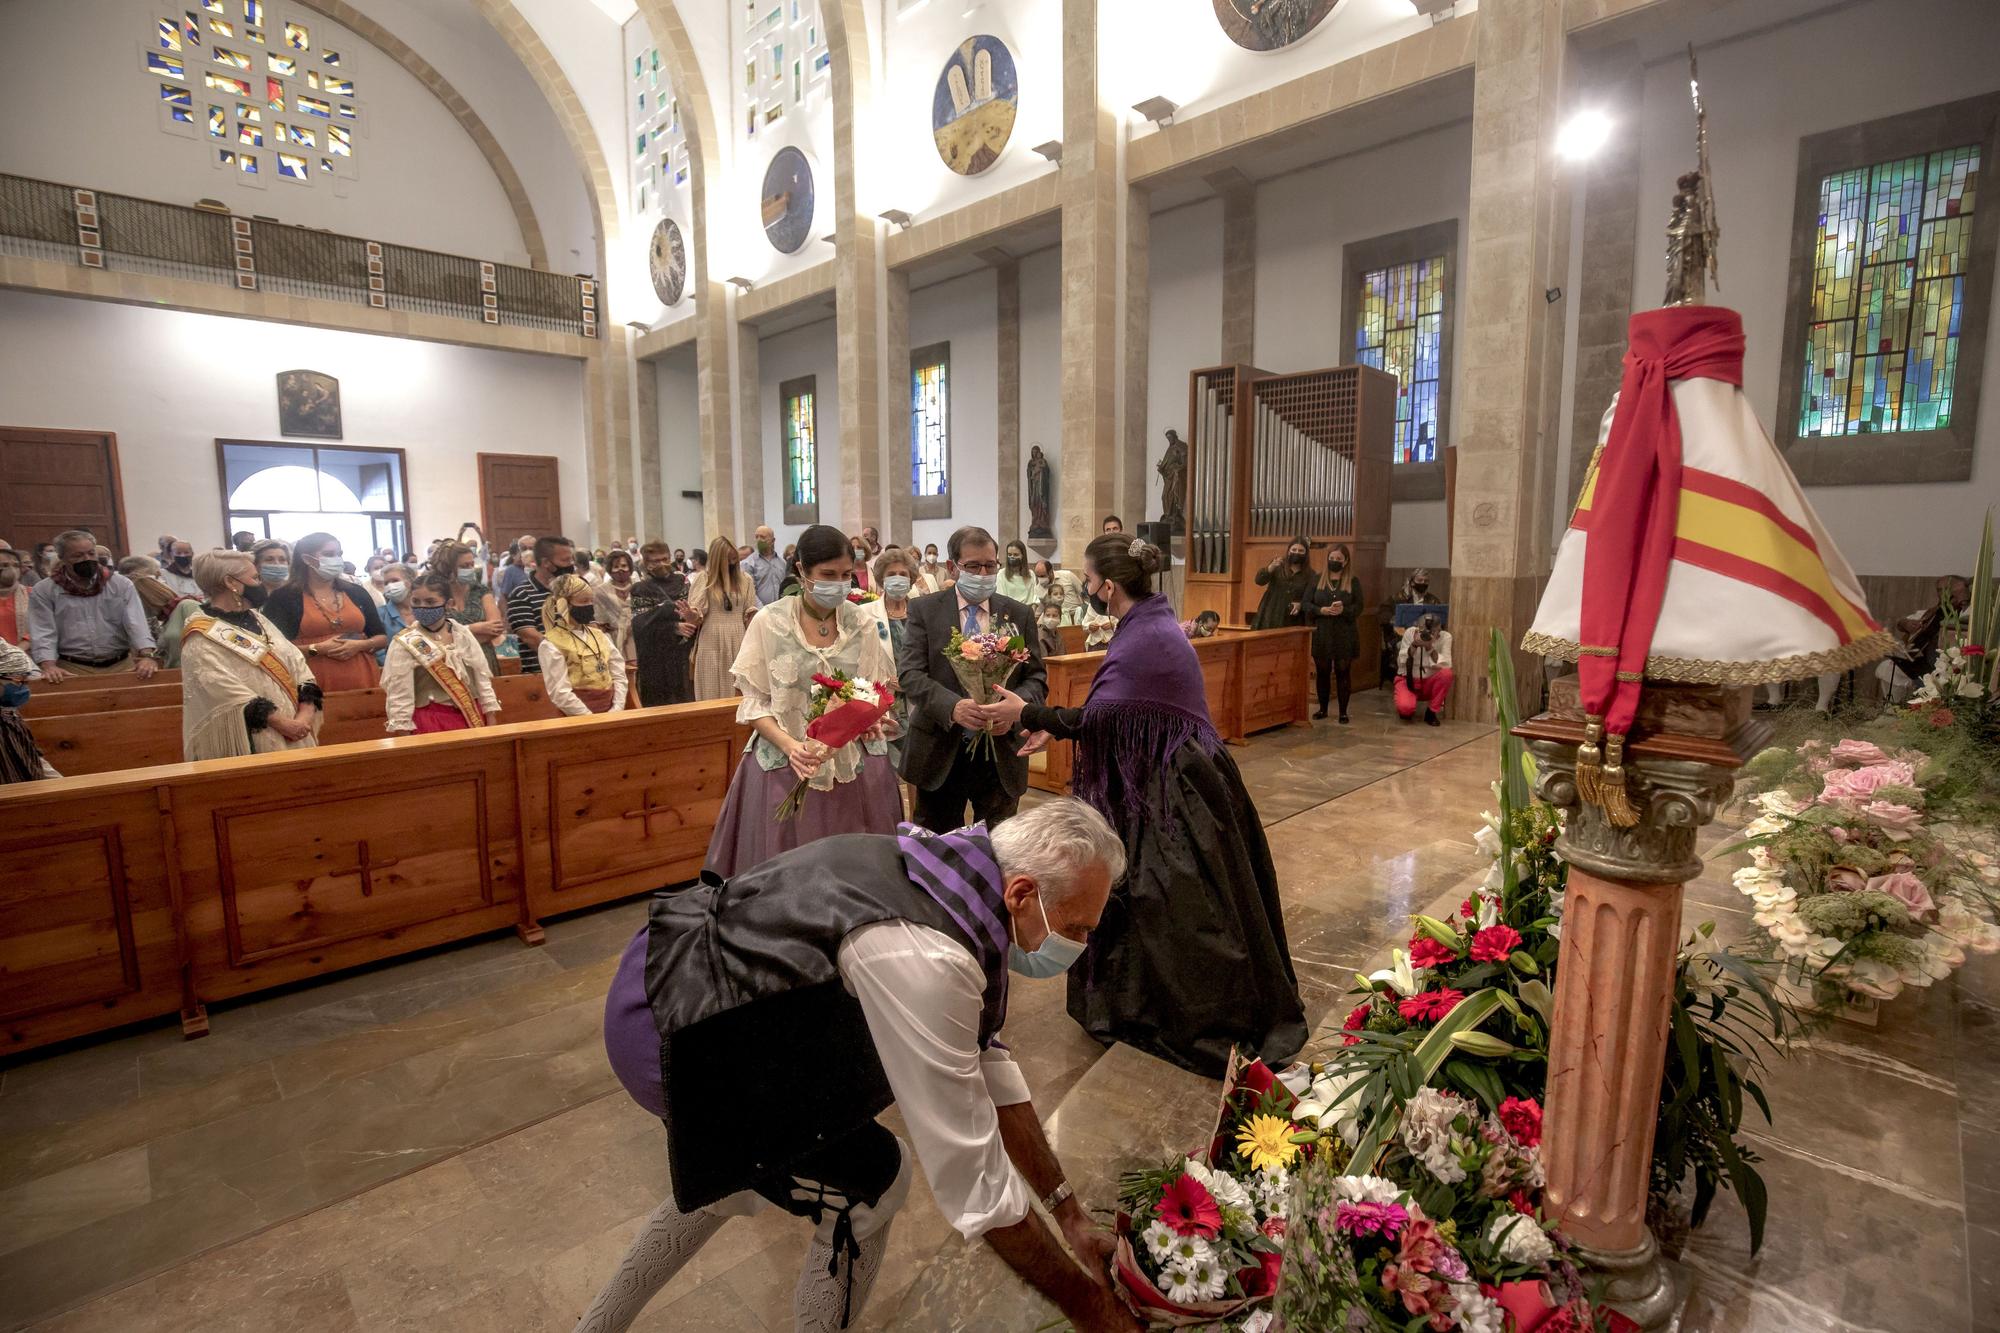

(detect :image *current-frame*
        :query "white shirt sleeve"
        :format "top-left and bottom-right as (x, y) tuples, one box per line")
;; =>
(382, 639), (416, 731)
(462, 625), (501, 716)
(608, 644), (629, 711)
(731, 606), (779, 725)
(1435, 631), (1454, 672)
(539, 639), (589, 716)
(837, 921), (1033, 1240)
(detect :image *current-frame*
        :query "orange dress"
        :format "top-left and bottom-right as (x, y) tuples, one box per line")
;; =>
(296, 591), (381, 692)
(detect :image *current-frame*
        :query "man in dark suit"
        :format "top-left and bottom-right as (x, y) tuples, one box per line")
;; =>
(897, 526), (1048, 833)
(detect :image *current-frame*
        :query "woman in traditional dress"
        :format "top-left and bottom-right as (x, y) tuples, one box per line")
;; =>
(683, 535), (757, 702)
(860, 544), (918, 768)
(593, 548), (640, 675)
(263, 532), (386, 693)
(986, 531), (1305, 1077)
(1251, 534), (1314, 630)
(997, 540), (1038, 605)
(180, 550), (322, 762)
(1305, 541), (1364, 724)
(704, 524), (903, 878)
(383, 573), (500, 734)
(538, 574), (628, 716)
(428, 540), (505, 674)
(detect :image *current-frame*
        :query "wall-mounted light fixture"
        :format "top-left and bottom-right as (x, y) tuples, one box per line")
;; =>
(726, 275), (755, 292)
(821, 232), (837, 246)
(624, 320), (652, 333)
(1132, 95), (1178, 127)
(877, 208), (914, 230)
(1555, 108), (1614, 162)
(1031, 140), (1063, 164)
(1409, 0), (1457, 19)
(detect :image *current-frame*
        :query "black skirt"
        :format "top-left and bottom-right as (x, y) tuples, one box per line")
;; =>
(1066, 738), (1307, 1077)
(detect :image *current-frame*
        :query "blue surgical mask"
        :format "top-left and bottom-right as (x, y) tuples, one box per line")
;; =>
(1007, 891), (1087, 979)
(955, 572), (998, 603)
(1, 682), (30, 710)
(382, 581), (409, 603)
(456, 566), (478, 584)
(412, 605), (451, 628)
(259, 564), (287, 583)
(317, 556), (345, 578)
(882, 575), (913, 599)
(807, 580), (849, 610)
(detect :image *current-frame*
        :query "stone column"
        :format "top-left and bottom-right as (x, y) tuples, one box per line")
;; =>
(696, 283), (740, 544)
(585, 328), (638, 547)
(1449, 0), (1575, 720)
(881, 265), (912, 546)
(735, 322), (761, 539)
(1566, 45), (1642, 511)
(1120, 184), (1151, 526)
(996, 259), (1022, 542)
(1518, 679), (1766, 1330)
(635, 349), (662, 540)
(1058, 0), (1121, 564)
(1218, 175), (1256, 367)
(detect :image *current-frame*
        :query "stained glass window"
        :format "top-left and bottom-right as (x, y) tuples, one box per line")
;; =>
(1798, 144), (1979, 437)
(1354, 254), (1446, 465)
(910, 345), (951, 508)
(783, 376), (818, 518)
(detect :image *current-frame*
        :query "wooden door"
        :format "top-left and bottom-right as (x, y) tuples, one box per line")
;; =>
(0, 428), (127, 556)
(478, 453), (564, 545)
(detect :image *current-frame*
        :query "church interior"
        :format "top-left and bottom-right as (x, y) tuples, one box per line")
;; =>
(1, 0), (1998, 1329)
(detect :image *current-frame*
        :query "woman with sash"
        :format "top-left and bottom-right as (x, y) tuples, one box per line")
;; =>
(985, 531), (1305, 1077)
(539, 574), (628, 716)
(383, 573), (500, 734)
(180, 550), (322, 762)
(427, 540), (505, 675)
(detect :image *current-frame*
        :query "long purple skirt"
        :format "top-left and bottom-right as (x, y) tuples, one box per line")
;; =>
(703, 752), (904, 879)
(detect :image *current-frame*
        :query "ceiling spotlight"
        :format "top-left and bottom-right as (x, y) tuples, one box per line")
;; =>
(1031, 140), (1063, 163)
(1132, 95), (1178, 127)
(725, 275), (755, 292)
(878, 208), (914, 230)
(1555, 108), (1614, 161)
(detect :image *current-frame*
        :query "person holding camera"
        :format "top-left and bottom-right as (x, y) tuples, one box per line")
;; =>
(1395, 613), (1453, 726)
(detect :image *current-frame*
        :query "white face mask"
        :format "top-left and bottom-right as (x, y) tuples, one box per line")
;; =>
(316, 556), (345, 578)
(1007, 890), (1087, 979)
(382, 581), (408, 603)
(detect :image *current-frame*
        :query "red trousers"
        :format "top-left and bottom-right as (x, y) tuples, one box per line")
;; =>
(1395, 667), (1454, 718)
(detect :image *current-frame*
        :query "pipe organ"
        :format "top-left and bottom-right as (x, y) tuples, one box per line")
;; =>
(1182, 363), (1395, 670)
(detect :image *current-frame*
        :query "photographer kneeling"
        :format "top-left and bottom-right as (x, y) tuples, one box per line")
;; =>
(1395, 612), (1453, 726)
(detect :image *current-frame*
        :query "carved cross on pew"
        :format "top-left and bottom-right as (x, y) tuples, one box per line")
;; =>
(621, 788), (679, 839)
(328, 839), (402, 897)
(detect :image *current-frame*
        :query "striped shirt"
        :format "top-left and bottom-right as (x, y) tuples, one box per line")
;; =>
(505, 574), (552, 673)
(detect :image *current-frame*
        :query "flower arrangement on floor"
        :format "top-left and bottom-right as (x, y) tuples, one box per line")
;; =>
(1729, 736), (2000, 1004)
(771, 671), (896, 820)
(945, 620), (1031, 761)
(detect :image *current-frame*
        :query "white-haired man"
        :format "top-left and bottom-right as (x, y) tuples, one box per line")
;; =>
(28, 530), (158, 682)
(583, 798), (1140, 1333)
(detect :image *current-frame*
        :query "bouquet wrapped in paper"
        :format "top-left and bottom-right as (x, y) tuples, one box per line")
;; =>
(774, 671), (896, 821)
(945, 621), (1031, 763)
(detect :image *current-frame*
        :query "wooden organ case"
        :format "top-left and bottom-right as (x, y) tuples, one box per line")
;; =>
(1180, 363), (1395, 676)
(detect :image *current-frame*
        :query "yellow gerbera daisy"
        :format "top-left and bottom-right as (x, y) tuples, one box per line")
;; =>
(1235, 1113), (1301, 1172)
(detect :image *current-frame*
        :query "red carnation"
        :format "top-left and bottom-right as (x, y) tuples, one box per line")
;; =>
(1459, 897), (1476, 920)
(1966, 645), (1987, 657)
(1498, 1095), (1543, 1147)
(1931, 709), (1955, 728)
(1469, 925), (1524, 963)
(1341, 1000), (1372, 1046)
(1408, 935), (1460, 969)
(1396, 988), (1465, 1024)
(1158, 1172), (1221, 1238)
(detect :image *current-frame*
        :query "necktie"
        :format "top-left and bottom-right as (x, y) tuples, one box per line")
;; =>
(962, 603), (981, 636)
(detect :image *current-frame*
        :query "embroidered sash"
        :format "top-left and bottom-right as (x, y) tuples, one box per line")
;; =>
(184, 615), (299, 709)
(396, 626), (484, 727)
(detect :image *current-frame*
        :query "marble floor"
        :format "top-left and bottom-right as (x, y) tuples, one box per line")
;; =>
(3, 689), (1993, 1331)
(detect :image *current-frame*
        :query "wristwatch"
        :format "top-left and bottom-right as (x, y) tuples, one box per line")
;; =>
(1041, 1180), (1074, 1214)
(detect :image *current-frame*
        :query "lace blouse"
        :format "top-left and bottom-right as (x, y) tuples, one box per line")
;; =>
(730, 596), (897, 789)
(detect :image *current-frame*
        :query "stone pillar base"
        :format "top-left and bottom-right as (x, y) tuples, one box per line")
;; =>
(1578, 1233), (1689, 1332)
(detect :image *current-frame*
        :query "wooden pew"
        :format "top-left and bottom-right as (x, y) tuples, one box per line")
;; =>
(1028, 626), (1312, 795)
(27, 674), (566, 776)
(22, 681), (186, 717)
(25, 668), (183, 692)
(0, 699), (752, 1055)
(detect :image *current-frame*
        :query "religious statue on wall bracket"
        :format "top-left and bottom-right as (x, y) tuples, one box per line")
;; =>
(1158, 429), (1189, 533)
(1212, 0), (1340, 52)
(932, 35), (1019, 176)
(277, 369), (341, 439)
(649, 217), (687, 306)
(1026, 444), (1054, 540)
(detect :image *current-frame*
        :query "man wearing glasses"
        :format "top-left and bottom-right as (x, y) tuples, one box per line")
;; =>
(895, 526), (1049, 833)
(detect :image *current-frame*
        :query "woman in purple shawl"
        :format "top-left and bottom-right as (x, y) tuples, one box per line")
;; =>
(987, 532), (1304, 1076)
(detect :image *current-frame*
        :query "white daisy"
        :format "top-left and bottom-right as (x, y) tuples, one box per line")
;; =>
(1452, 1282), (1505, 1333)
(1140, 1217), (1177, 1264)
(1186, 1257), (1229, 1301)
(1164, 1232), (1214, 1268)
(1330, 1173), (1406, 1206)
(1160, 1260), (1203, 1305)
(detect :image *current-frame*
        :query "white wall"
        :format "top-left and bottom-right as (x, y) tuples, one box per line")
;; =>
(655, 345), (705, 547)
(909, 267), (1000, 550)
(757, 317), (842, 548)
(0, 291), (588, 554)
(0, 0), (528, 264)
(1253, 118), (1472, 567)
(1618, 0), (2000, 577)
(1018, 246), (1063, 543)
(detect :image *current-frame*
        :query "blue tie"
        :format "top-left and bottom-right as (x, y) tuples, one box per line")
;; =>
(962, 603), (980, 636)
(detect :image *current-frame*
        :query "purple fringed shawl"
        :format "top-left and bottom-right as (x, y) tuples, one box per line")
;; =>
(1072, 594), (1223, 820)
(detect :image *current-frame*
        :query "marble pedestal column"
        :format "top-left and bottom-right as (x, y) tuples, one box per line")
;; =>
(1516, 679), (1767, 1331)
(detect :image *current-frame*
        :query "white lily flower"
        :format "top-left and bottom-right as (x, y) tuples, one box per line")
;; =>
(1368, 947), (1424, 998)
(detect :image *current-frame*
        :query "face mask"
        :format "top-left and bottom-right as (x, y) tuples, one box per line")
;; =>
(757, 539), (773, 554)
(882, 575), (912, 599)
(1007, 891), (1087, 979)
(455, 566), (478, 584)
(1288, 552), (1305, 566)
(1085, 580), (1109, 616)
(70, 560), (100, 582)
(570, 605), (596, 626)
(552, 565), (576, 581)
(853, 548), (868, 562)
(316, 556), (345, 578)
(807, 580), (849, 610)
(924, 553), (938, 565)
(383, 581), (409, 603)
(411, 604), (450, 628)
(955, 572), (998, 603)
(169, 557), (192, 572)
(260, 564), (287, 583)
(0, 568), (17, 588)
(1040, 613), (1061, 629)
(0, 682), (30, 709)
(1414, 582), (1429, 594)
(612, 568), (632, 584)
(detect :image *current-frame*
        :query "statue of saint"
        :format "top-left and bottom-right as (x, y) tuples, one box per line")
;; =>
(1158, 430), (1189, 533)
(1026, 444), (1054, 539)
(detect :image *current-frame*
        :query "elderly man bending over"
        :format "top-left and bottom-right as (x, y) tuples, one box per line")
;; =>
(582, 798), (1142, 1333)
(28, 530), (157, 683)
